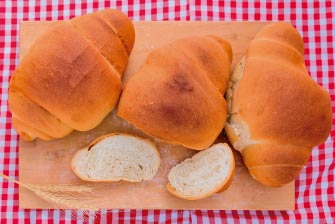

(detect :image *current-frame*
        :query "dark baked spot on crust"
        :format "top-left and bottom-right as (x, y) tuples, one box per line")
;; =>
(159, 104), (183, 125)
(157, 103), (203, 129)
(195, 47), (210, 66)
(166, 72), (194, 93)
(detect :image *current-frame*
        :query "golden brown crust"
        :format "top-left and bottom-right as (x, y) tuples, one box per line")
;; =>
(9, 9), (134, 141)
(254, 22), (304, 54)
(118, 36), (231, 150)
(170, 36), (232, 93)
(248, 165), (304, 187)
(71, 11), (129, 74)
(207, 35), (233, 63)
(9, 88), (73, 139)
(235, 23), (332, 147)
(242, 143), (311, 186)
(226, 22), (332, 186)
(10, 22), (122, 131)
(12, 117), (51, 141)
(98, 9), (135, 55)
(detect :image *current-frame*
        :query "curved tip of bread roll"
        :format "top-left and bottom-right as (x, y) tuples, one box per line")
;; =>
(97, 8), (135, 55)
(207, 35), (233, 63)
(71, 133), (160, 182)
(242, 143), (312, 187)
(167, 143), (235, 200)
(248, 165), (304, 187)
(255, 22), (304, 54)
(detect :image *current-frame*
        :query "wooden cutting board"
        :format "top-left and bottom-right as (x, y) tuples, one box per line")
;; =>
(19, 21), (295, 210)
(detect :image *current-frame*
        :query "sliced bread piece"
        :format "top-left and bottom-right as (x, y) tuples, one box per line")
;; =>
(71, 133), (160, 182)
(167, 143), (235, 200)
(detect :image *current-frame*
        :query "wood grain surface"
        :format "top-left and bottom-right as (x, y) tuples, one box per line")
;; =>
(19, 21), (294, 210)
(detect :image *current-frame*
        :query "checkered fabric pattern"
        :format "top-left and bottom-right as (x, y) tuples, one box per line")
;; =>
(0, 0), (334, 223)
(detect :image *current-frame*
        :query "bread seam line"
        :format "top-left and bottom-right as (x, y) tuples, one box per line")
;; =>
(169, 40), (227, 94)
(96, 13), (130, 56)
(252, 38), (304, 55)
(246, 56), (306, 72)
(229, 124), (314, 151)
(70, 21), (123, 78)
(12, 114), (53, 138)
(248, 164), (304, 169)
(9, 87), (72, 137)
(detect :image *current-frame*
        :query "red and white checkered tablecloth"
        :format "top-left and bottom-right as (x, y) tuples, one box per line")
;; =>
(0, 0), (334, 223)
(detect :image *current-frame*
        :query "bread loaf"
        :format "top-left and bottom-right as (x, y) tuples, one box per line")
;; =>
(71, 133), (160, 182)
(225, 23), (332, 186)
(9, 9), (135, 141)
(167, 143), (235, 200)
(118, 36), (232, 150)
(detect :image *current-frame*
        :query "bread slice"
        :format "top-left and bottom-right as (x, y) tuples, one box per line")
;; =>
(167, 143), (235, 200)
(71, 133), (160, 182)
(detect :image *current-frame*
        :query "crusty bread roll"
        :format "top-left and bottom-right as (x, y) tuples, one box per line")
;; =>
(167, 143), (235, 200)
(118, 36), (232, 150)
(225, 23), (332, 187)
(71, 133), (160, 182)
(9, 9), (135, 141)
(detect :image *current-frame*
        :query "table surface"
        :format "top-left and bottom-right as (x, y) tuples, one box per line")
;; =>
(0, 1), (334, 223)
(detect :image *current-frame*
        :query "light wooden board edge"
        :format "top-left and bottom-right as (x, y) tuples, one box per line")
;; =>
(18, 21), (295, 210)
